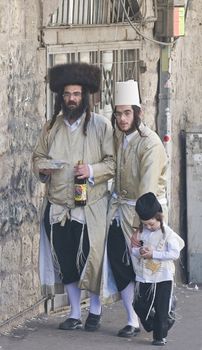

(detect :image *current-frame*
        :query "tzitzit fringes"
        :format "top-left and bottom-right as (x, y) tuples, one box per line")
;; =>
(145, 283), (157, 320)
(76, 223), (86, 274)
(133, 281), (140, 301)
(122, 240), (131, 266)
(167, 281), (181, 322)
(50, 224), (63, 279)
(168, 280), (174, 313)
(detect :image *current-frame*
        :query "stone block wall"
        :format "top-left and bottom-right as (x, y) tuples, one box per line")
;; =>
(0, 0), (47, 324)
(170, 0), (202, 232)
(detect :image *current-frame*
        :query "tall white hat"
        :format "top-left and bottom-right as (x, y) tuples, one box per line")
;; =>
(114, 80), (141, 107)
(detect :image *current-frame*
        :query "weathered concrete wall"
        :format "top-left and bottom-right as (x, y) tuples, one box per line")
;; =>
(0, 0), (48, 324)
(140, 37), (160, 130)
(169, 0), (202, 233)
(42, 0), (60, 26)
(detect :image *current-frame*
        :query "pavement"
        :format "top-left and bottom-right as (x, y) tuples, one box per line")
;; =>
(0, 284), (202, 350)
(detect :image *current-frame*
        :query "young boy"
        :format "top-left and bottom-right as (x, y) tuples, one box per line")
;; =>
(131, 192), (184, 346)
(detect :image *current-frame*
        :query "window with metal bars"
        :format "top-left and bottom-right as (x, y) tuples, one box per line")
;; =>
(48, 0), (141, 26)
(46, 47), (140, 119)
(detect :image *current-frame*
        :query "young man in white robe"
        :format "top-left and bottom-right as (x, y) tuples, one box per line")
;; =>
(104, 80), (168, 338)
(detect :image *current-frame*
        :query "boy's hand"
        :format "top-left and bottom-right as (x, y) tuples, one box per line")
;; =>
(140, 247), (153, 259)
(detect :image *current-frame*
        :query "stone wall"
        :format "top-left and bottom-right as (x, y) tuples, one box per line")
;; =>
(170, 0), (202, 232)
(0, 0), (47, 324)
(140, 38), (160, 130)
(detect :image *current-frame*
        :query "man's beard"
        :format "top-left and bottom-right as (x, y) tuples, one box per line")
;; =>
(62, 99), (86, 121)
(116, 114), (140, 135)
(116, 123), (136, 135)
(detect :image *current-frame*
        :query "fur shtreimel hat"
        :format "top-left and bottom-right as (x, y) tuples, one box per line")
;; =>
(135, 192), (162, 220)
(49, 62), (101, 94)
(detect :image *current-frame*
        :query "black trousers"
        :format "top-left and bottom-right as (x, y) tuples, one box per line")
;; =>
(107, 220), (135, 292)
(134, 280), (172, 340)
(44, 202), (90, 284)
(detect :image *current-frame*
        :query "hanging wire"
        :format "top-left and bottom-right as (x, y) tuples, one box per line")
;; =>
(185, 0), (190, 19)
(120, 0), (178, 47)
(0, 297), (47, 329)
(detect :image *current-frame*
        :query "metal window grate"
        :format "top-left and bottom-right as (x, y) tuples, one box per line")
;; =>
(49, 0), (140, 26)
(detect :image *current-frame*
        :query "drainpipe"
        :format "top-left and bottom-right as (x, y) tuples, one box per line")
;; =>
(156, 1), (186, 222)
(157, 45), (172, 220)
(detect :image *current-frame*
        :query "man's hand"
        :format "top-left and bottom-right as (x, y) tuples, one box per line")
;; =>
(74, 163), (90, 179)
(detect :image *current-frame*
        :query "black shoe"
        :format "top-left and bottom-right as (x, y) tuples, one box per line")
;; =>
(59, 318), (83, 330)
(152, 338), (167, 346)
(117, 325), (141, 338)
(84, 312), (101, 331)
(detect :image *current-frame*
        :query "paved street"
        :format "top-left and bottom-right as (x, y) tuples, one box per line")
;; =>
(0, 284), (202, 350)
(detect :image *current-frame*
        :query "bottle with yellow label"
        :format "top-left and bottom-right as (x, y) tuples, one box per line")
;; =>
(74, 160), (87, 206)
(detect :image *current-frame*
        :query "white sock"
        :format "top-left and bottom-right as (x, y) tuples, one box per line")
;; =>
(64, 282), (81, 319)
(120, 282), (139, 327)
(89, 292), (102, 315)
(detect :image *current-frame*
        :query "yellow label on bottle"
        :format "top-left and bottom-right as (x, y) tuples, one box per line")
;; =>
(74, 183), (87, 201)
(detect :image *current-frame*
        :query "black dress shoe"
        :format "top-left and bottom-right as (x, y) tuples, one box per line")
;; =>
(117, 325), (141, 338)
(85, 312), (101, 331)
(152, 338), (167, 346)
(59, 318), (82, 330)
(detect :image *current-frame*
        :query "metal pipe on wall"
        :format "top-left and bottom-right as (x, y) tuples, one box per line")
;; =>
(157, 45), (172, 219)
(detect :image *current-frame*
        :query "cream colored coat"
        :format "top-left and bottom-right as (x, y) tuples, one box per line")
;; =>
(33, 113), (115, 295)
(103, 122), (168, 302)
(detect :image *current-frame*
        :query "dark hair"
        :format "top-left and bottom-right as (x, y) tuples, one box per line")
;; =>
(47, 87), (91, 135)
(47, 90), (63, 131)
(139, 212), (165, 235)
(111, 105), (142, 135)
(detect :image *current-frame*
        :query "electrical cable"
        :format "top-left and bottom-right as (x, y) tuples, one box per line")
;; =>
(120, 0), (178, 47)
(185, 0), (190, 19)
(0, 297), (47, 329)
(127, 0), (145, 18)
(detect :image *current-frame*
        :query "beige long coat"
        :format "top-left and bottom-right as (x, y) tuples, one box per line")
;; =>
(103, 122), (168, 302)
(33, 113), (115, 295)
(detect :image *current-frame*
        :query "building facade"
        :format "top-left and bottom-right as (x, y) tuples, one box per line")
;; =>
(0, 0), (201, 327)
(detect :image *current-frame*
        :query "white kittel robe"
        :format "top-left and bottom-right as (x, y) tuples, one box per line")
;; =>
(33, 112), (115, 296)
(103, 123), (168, 303)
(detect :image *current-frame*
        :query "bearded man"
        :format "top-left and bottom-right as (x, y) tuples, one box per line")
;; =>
(32, 62), (115, 332)
(103, 80), (168, 338)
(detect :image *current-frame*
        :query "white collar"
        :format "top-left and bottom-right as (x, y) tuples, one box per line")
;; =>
(123, 130), (138, 149)
(64, 116), (82, 132)
(125, 129), (138, 142)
